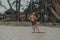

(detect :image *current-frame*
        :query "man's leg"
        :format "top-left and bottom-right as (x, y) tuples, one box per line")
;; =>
(32, 22), (35, 32)
(35, 24), (40, 32)
(32, 22), (40, 32)
(32, 25), (35, 32)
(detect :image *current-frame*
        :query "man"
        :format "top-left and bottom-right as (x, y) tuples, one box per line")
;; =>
(27, 12), (40, 33)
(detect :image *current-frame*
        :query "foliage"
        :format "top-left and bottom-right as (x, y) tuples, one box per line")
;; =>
(57, 0), (60, 4)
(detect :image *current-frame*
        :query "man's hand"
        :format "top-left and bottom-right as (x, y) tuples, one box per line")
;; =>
(28, 16), (30, 20)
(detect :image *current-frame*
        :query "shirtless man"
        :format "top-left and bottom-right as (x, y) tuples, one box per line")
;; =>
(28, 12), (40, 32)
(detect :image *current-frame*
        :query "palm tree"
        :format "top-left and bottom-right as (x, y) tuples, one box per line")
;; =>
(47, 0), (60, 20)
(12, 0), (29, 10)
(12, 0), (30, 21)
(16, 0), (21, 21)
(4, 0), (15, 21)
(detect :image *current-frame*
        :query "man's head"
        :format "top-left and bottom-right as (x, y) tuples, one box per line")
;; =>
(32, 12), (35, 15)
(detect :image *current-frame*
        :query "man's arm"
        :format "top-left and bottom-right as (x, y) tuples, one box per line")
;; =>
(35, 14), (40, 20)
(34, 16), (38, 20)
(28, 16), (30, 20)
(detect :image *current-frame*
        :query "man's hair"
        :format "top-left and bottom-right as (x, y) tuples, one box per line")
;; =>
(32, 12), (35, 14)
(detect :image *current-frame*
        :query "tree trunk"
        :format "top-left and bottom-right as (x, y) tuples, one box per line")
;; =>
(16, 0), (21, 21)
(52, 0), (60, 16)
(48, 6), (60, 20)
(7, 0), (12, 9)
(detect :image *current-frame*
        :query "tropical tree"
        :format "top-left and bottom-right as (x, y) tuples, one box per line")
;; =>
(16, 0), (21, 21)
(6, 0), (21, 21)
(47, 0), (60, 20)
(12, 0), (22, 21)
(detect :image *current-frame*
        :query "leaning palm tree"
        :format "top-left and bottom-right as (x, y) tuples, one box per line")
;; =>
(40, 0), (60, 21)
(52, 0), (60, 15)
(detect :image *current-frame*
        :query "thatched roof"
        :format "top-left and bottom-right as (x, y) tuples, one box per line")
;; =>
(4, 9), (16, 15)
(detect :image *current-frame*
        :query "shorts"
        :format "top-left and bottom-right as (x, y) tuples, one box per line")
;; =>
(31, 21), (36, 25)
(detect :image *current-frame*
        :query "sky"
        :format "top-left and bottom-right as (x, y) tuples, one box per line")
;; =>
(0, 0), (30, 13)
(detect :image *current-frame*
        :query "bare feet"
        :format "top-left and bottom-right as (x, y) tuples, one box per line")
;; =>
(35, 28), (40, 32)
